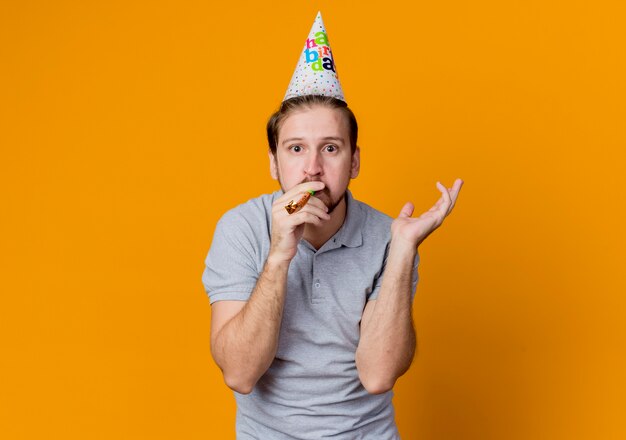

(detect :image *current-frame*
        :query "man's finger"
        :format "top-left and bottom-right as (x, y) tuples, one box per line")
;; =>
(398, 202), (414, 218)
(436, 181), (452, 215)
(295, 204), (331, 221)
(275, 181), (326, 205)
(306, 195), (328, 213)
(447, 178), (464, 213)
(288, 210), (327, 228)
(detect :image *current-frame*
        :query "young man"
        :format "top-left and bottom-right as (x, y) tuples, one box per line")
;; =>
(202, 13), (463, 439)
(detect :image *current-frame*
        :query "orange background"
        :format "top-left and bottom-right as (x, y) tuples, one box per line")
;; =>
(1, 1), (625, 438)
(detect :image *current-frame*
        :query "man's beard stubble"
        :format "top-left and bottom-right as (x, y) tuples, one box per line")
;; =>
(309, 184), (344, 215)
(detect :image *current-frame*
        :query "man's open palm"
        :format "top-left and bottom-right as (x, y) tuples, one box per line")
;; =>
(391, 178), (464, 248)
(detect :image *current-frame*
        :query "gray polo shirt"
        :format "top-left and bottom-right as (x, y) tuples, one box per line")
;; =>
(202, 189), (420, 439)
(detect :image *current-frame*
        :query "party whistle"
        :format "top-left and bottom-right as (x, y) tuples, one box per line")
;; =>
(285, 190), (315, 215)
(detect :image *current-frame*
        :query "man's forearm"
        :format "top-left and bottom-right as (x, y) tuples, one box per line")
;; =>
(212, 255), (290, 394)
(355, 239), (417, 393)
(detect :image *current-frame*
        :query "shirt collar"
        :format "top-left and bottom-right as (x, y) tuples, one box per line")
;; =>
(333, 189), (363, 248)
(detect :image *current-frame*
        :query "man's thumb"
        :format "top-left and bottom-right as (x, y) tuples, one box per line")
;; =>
(398, 202), (414, 218)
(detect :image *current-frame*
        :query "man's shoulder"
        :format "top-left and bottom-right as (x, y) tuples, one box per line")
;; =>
(214, 191), (279, 244)
(350, 194), (393, 232)
(218, 190), (278, 225)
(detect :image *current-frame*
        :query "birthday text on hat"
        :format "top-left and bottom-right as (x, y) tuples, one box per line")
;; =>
(304, 32), (335, 73)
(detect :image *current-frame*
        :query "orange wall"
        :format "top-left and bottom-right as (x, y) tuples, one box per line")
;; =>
(1, 1), (625, 438)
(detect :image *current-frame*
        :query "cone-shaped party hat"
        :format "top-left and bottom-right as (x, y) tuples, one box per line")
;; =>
(283, 11), (345, 102)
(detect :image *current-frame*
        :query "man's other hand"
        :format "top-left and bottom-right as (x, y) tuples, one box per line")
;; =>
(269, 181), (329, 263)
(391, 178), (464, 249)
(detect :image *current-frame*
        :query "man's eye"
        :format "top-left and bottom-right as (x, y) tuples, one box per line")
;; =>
(291, 145), (302, 153)
(325, 145), (337, 152)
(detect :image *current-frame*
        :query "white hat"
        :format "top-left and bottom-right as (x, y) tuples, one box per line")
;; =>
(283, 11), (345, 102)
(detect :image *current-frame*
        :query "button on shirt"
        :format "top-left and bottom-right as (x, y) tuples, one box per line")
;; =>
(202, 189), (420, 439)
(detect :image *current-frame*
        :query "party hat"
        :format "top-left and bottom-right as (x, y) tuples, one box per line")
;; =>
(283, 11), (345, 102)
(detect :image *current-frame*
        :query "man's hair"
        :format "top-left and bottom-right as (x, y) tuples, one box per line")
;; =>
(266, 95), (358, 156)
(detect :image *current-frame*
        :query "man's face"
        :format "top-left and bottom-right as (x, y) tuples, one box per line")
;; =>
(269, 105), (360, 214)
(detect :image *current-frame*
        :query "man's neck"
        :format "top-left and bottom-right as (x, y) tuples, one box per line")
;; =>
(303, 194), (347, 250)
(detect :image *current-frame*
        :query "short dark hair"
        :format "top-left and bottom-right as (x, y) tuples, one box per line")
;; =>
(266, 95), (358, 156)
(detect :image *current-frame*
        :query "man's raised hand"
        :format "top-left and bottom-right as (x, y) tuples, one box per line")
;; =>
(391, 178), (464, 249)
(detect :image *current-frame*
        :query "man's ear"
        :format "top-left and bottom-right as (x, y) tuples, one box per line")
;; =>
(269, 150), (278, 180)
(350, 146), (361, 179)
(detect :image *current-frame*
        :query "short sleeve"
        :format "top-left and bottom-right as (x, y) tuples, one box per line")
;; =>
(367, 249), (420, 302)
(201, 213), (261, 304)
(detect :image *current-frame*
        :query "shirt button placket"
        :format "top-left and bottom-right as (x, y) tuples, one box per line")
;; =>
(312, 255), (323, 303)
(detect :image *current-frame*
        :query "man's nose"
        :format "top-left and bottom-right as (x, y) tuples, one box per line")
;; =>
(304, 152), (323, 176)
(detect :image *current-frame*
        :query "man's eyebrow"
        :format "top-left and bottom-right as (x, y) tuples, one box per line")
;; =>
(281, 136), (345, 146)
(320, 136), (345, 144)
(281, 137), (303, 145)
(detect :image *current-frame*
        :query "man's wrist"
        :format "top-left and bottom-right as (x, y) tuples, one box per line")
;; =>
(266, 251), (293, 269)
(389, 236), (418, 260)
